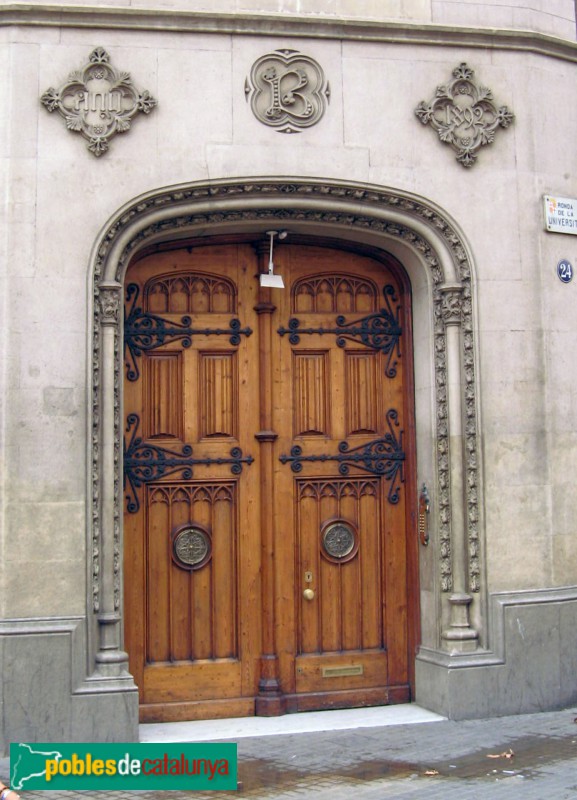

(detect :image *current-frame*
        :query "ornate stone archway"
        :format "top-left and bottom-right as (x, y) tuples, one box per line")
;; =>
(89, 178), (483, 679)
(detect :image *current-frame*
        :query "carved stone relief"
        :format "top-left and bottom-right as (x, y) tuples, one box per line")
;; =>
(91, 180), (482, 615)
(415, 63), (514, 167)
(440, 286), (464, 326)
(245, 49), (330, 133)
(41, 47), (157, 157)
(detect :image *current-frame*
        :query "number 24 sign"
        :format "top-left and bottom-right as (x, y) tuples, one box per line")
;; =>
(557, 260), (573, 283)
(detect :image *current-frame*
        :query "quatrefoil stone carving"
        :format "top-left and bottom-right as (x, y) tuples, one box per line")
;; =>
(40, 47), (157, 157)
(415, 63), (514, 167)
(245, 49), (330, 134)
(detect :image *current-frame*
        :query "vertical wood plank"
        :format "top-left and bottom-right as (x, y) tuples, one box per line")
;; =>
(189, 489), (213, 660)
(146, 490), (171, 662)
(297, 486), (321, 654)
(318, 487), (340, 652)
(293, 351), (330, 437)
(212, 486), (237, 658)
(199, 352), (237, 439)
(145, 352), (183, 440)
(360, 483), (382, 649)
(345, 351), (378, 436)
(339, 485), (361, 651)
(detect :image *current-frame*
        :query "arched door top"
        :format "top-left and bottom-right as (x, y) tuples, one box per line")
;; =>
(89, 178), (482, 679)
(93, 178), (472, 288)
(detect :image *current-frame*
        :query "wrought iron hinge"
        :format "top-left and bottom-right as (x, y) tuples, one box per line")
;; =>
(277, 284), (402, 378)
(124, 283), (253, 381)
(279, 409), (405, 504)
(123, 413), (253, 513)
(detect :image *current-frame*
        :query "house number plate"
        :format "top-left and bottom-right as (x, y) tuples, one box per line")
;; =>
(557, 259), (573, 283)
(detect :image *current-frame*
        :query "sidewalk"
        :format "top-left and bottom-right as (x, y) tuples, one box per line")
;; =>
(2, 705), (576, 799)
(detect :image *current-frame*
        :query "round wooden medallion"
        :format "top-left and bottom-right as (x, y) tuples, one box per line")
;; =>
(171, 524), (212, 570)
(321, 519), (358, 563)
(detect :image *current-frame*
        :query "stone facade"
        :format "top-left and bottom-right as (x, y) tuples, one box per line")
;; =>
(1, 1), (577, 752)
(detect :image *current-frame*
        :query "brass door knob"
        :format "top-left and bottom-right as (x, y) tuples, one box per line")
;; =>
(303, 588), (315, 601)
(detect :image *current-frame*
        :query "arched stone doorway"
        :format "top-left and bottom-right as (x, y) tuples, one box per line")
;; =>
(88, 178), (483, 720)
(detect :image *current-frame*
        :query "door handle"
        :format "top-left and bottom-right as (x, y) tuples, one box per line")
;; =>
(303, 588), (315, 601)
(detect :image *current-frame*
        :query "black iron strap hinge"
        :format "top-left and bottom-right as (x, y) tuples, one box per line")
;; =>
(123, 414), (253, 513)
(279, 409), (405, 504)
(124, 283), (253, 382)
(277, 284), (402, 378)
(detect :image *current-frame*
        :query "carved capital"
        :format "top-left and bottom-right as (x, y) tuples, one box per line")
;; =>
(440, 284), (464, 326)
(98, 284), (122, 325)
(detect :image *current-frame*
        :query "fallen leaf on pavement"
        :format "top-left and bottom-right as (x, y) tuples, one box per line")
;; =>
(486, 749), (514, 759)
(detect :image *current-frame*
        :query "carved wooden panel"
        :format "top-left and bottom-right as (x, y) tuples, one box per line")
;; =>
(292, 273), (377, 314)
(143, 352), (183, 440)
(345, 351), (379, 436)
(293, 351), (330, 437)
(145, 482), (237, 664)
(199, 352), (237, 439)
(145, 272), (237, 314)
(296, 479), (383, 655)
(124, 241), (414, 717)
(124, 243), (262, 720)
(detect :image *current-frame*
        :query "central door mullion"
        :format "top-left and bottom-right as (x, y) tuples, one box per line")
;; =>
(253, 239), (286, 716)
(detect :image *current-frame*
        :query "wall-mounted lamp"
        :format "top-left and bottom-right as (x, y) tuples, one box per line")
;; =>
(260, 230), (287, 288)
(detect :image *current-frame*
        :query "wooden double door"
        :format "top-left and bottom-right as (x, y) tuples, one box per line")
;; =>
(124, 240), (417, 722)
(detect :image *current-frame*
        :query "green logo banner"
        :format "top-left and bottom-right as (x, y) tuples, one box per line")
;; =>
(10, 742), (237, 791)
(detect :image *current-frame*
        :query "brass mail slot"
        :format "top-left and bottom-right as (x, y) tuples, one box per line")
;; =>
(322, 665), (364, 678)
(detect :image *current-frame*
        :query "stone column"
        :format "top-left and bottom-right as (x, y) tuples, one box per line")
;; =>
(439, 284), (478, 652)
(94, 282), (131, 676)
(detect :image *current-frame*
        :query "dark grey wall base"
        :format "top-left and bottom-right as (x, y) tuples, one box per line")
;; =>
(416, 587), (577, 720)
(0, 618), (138, 756)
(3, 588), (576, 751)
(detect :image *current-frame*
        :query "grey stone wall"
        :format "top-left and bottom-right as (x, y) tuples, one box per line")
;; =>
(0, 619), (138, 754)
(417, 588), (577, 719)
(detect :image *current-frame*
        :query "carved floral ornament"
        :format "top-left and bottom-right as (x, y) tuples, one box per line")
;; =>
(40, 47), (157, 157)
(245, 49), (330, 133)
(415, 63), (514, 167)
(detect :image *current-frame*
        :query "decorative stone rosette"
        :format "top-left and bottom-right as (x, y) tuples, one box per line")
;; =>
(415, 63), (514, 167)
(40, 46), (157, 157)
